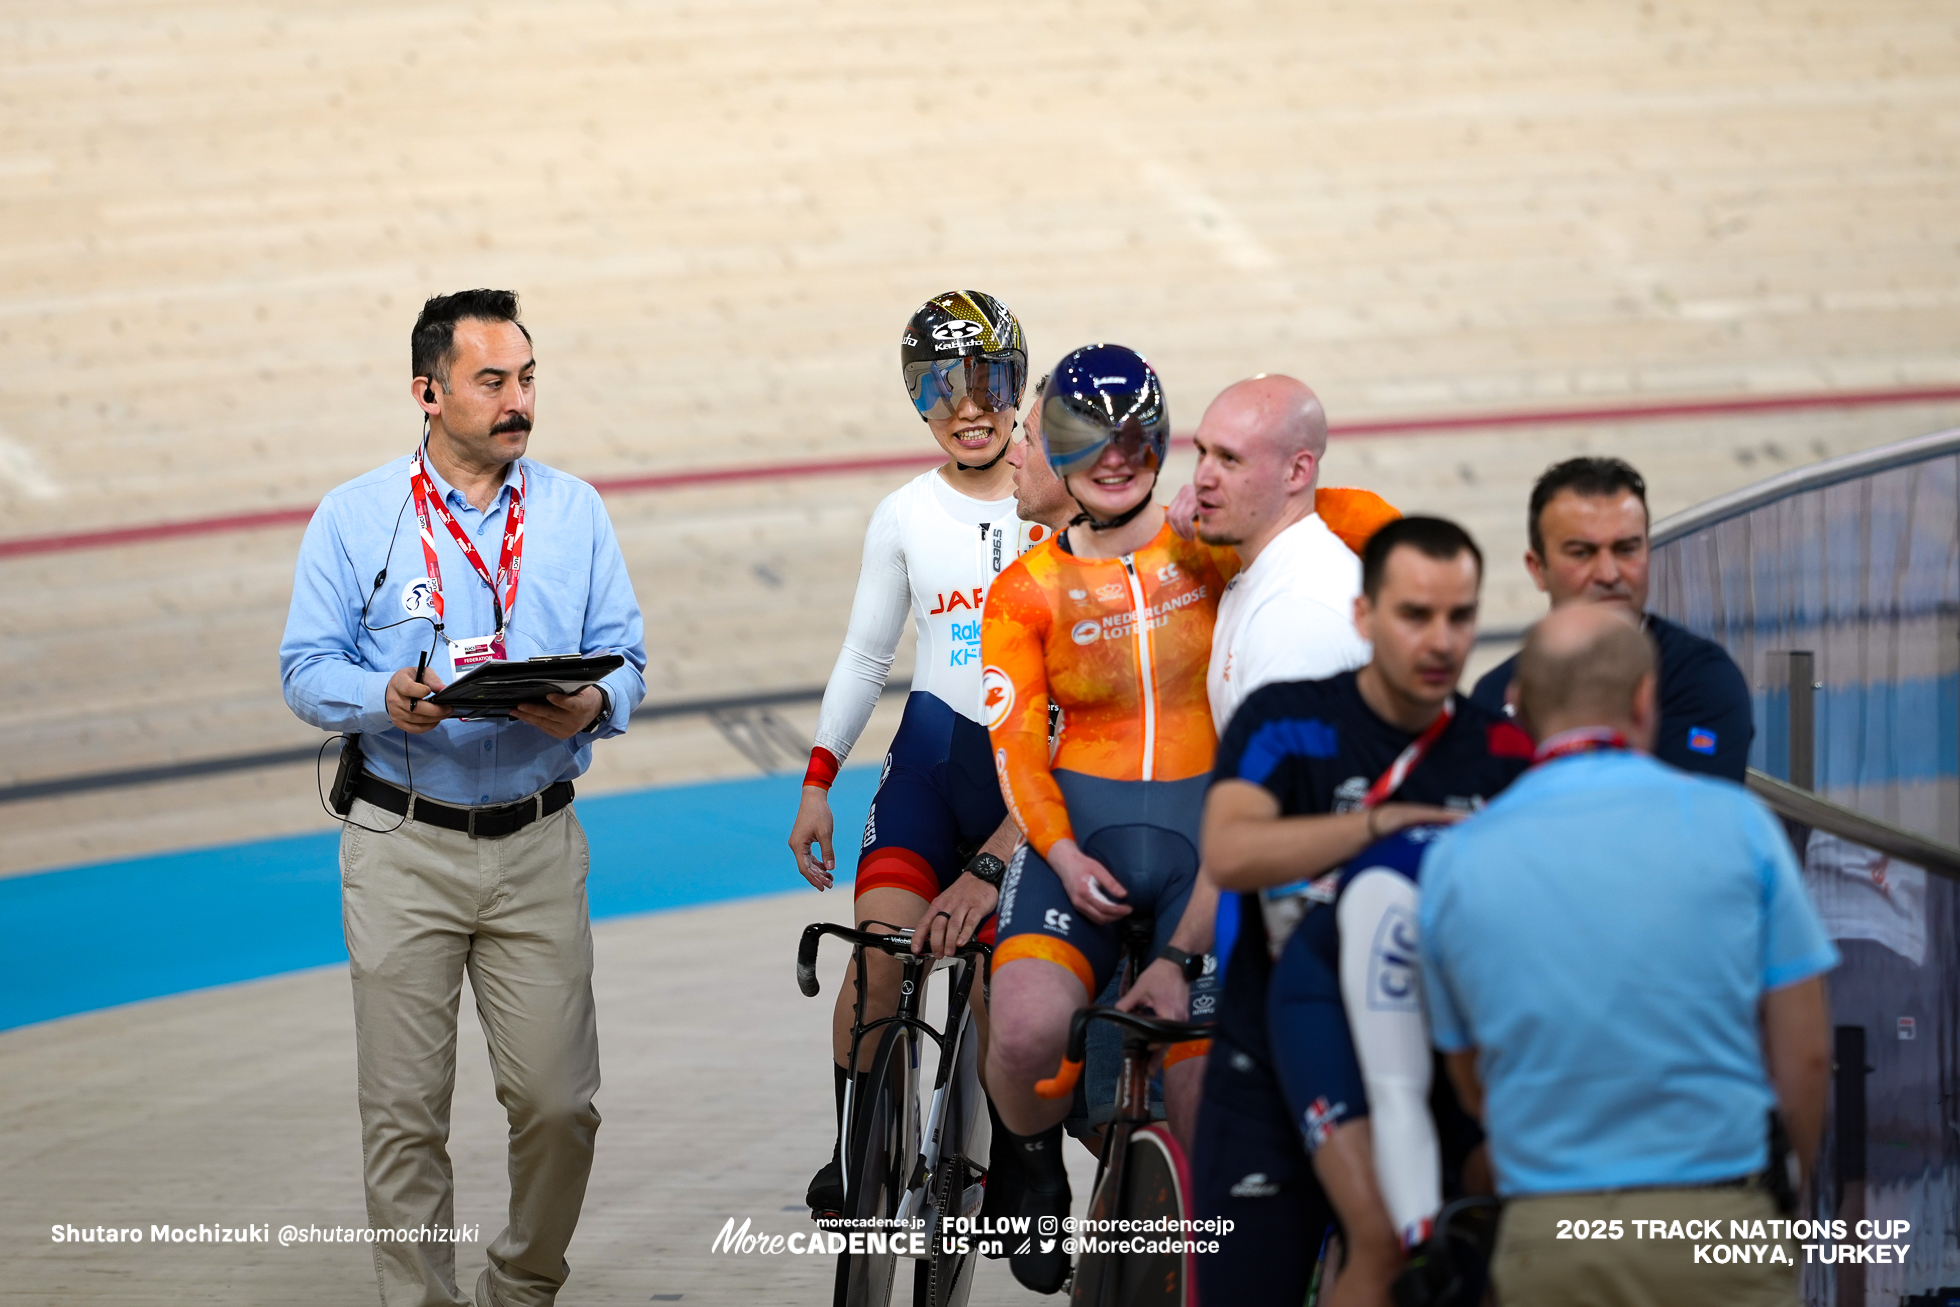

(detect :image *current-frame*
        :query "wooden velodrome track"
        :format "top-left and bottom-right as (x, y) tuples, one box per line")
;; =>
(3, 1), (1959, 1302)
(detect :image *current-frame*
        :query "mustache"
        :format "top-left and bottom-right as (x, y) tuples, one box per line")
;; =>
(491, 414), (533, 435)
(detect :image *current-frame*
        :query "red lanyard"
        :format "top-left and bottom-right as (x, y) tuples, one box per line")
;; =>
(409, 447), (526, 636)
(1362, 697), (1455, 808)
(1532, 727), (1629, 766)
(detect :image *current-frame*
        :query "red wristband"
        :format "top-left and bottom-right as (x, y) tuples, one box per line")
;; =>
(803, 746), (841, 791)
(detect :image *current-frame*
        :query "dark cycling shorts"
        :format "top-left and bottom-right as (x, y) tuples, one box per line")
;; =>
(1266, 875), (1487, 1180)
(1193, 1034), (1335, 1307)
(993, 770), (1221, 1034)
(855, 691), (1007, 911)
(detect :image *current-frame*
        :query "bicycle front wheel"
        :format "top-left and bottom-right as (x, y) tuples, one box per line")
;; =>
(921, 1151), (975, 1307)
(836, 1023), (913, 1307)
(1071, 1123), (1194, 1307)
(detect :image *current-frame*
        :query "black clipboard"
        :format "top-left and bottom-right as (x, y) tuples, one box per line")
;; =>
(427, 653), (626, 718)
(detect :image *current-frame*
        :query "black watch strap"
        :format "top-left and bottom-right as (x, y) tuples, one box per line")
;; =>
(966, 852), (1007, 887)
(1156, 945), (1207, 983)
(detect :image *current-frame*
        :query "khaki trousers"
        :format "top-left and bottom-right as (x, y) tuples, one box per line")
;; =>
(1493, 1185), (1799, 1307)
(341, 797), (601, 1307)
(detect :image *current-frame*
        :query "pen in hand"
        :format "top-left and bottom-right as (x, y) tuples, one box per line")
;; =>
(413, 650), (430, 712)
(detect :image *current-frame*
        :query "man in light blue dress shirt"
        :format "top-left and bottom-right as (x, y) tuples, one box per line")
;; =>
(1420, 605), (1832, 1307)
(281, 290), (645, 1307)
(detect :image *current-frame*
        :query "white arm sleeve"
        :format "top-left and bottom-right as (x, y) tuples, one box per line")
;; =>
(1235, 596), (1371, 694)
(1337, 868), (1441, 1246)
(813, 495), (910, 761)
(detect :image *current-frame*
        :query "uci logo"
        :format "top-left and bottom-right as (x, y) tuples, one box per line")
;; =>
(1044, 908), (1072, 935)
(401, 577), (436, 617)
(932, 321), (982, 342)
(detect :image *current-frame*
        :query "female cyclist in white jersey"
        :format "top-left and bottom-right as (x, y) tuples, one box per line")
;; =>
(788, 290), (1057, 1218)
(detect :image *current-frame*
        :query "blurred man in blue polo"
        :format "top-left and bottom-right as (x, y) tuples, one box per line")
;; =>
(281, 289), (646, 1307)
(1420, 604), (1834, 1307)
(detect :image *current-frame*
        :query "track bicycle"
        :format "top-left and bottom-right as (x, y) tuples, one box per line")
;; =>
(797, 920), (991, 1307)
(1035, 916), (1212, 1307)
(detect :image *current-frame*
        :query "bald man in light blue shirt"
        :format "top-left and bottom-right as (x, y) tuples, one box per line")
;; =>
(1420, 606), (1832, 1307)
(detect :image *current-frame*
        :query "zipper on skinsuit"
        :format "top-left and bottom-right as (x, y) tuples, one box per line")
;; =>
(1121, 555), (1156, 780)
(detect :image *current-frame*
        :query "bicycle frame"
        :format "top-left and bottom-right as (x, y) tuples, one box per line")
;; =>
(798, 920), (992, 1302)
(1032, 918), (1210, 1307)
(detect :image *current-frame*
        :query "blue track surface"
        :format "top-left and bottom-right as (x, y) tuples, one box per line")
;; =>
(0, 768), (877, 1032)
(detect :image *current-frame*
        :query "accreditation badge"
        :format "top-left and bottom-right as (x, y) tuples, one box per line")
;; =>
(446, 632), (508, 676)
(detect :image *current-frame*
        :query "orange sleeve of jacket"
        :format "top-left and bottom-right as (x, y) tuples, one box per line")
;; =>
(981, 557), (1073, 859)
(1313, 486), (1402, 555)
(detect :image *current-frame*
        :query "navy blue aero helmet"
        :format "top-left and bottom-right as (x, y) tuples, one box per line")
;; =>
(1040, 344), (1170, 476)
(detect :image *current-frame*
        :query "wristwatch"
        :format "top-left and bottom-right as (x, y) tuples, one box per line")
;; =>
(587, 685), (613, 733)
(1156, 945), (1209, 983)
(965, 852), (1008, 887)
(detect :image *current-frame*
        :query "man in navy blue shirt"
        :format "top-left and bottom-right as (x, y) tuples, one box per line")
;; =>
(1469, 457), (1752, 781)
(1196, 517), (1532, 1307)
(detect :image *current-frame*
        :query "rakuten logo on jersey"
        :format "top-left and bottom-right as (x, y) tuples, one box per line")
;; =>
(931, 589), (984, 615)
(980, 666), (1016, 730)
(949, 618), (982, 667)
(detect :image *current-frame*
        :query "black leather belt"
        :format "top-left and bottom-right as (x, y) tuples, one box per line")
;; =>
(354, 774), (574, 839)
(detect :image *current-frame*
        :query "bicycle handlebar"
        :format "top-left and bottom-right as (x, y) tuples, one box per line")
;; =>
(1034, 1005), (1214, 1099)
(795, 921), (991, 997)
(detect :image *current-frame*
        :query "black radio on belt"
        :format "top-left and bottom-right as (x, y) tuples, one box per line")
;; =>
(329, 734), (367, 816)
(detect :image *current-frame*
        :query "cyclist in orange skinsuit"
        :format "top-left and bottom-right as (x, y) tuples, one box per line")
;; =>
(980, 346), (1399, 1295)
(973, 344), (1231, 1293)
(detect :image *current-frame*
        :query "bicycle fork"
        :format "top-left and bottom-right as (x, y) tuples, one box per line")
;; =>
(898, 952), (986, 1245)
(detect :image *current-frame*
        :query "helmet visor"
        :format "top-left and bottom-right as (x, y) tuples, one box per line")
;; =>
(1042, 396), (1164, 476)
(906, 355), (1026, 420)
